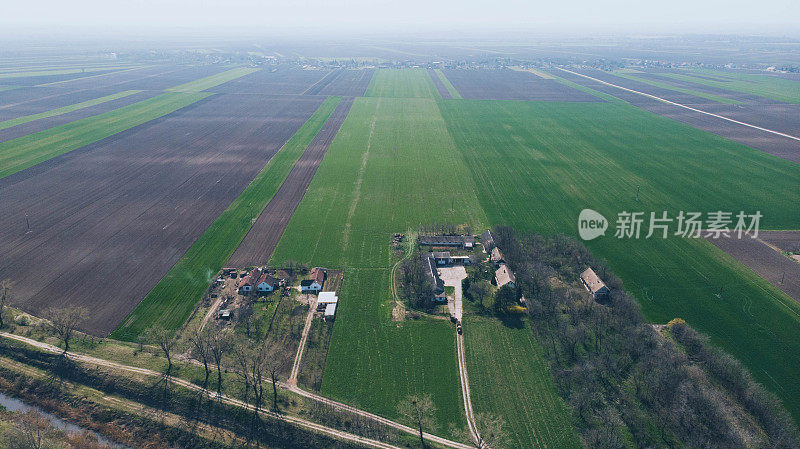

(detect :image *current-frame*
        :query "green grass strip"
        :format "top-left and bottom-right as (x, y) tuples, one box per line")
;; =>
(167, 67), (259, 92)
(365, 68), (440, 98)
(0, 92), (210, 179)
(660, 70), (800, 104)
(612, 71), (742, 105)
(434, 69), (462, 99)
(0, 66), (139, 79)
(110, 96), (343, 341)
(0, 90), (142, 131)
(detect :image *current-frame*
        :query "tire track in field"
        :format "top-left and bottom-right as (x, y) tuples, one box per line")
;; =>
(339, 101), (379, 262)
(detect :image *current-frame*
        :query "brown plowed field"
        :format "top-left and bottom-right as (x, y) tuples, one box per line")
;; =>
(208, 66), (331, 95)
(0, 87), (146, 121)
(759, 230), (800, 253)
(442, 69), (602, 102)
(427, 69), (452, 99)
(708, 234), (800, 304)
(0, 94), (324, 335)
(0, 69), (122, 86)
(0, 90), (160, 143)
(51, 65), (231, 91)
(550, 68), (800, 164)
(304, 68), (374, 97)
(227, 97), (355, 267)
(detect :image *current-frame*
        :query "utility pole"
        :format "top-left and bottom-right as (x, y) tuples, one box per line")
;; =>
(25, 214), (30, 233)
(636, 185), (640, 202)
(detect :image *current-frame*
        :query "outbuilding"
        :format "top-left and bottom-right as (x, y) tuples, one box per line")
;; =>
(580, 267), (610, 301)
(324, 303), (337, 321)
(317, 291), (339, 311)
(495, 264), (516, 289)
(481, 230), (496, 251)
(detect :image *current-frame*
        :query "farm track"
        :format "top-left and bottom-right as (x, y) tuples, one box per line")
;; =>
(0, 94), (324, 335)
(228, 97), (355, 266)
(0, 331), (473, 449)
(553, 68), (800, 164)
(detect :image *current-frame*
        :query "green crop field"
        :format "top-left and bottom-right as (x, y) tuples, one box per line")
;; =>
(464, 316), (582, 449)
(434, 69), (462, 99)
(111, 96), (341, 341)
(365, 68), (441, 98)
(167, 66), (259, 92)
(659, 69), (800, 103)
(270, 95), (486, 432)
(0, 90), (142, 130)
(0, 92), (210, 180)
(438, 98), (800, 421)
(612, 70), (742, 104)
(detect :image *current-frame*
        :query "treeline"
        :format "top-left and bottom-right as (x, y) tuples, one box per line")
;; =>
(493, 226), (799, 449)
(0, 338), (372, 449)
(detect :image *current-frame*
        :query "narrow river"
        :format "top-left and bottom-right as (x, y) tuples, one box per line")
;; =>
(0, 391), (130, 448)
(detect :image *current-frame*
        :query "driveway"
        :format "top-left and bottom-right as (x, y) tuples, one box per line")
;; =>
(438, 266), (467, 321)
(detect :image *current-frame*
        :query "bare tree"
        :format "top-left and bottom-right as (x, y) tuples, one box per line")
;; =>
(208, 330), (228, 398)
(398, 394), (437, 448)
(473, 413), (509, 449)
(189, 328), (212, 389)
(12, 409), (50, 449)
(143, 325), (177, 376)
(43, 305), (88, 355)
(0, 279), (11, 330)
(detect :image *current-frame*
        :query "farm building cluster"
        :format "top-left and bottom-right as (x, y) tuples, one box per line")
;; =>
(417, 229), (519, 303)
(212, 266), (340, 322)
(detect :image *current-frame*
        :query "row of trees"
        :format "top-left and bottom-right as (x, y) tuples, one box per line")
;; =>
(493, 227), (800, 449)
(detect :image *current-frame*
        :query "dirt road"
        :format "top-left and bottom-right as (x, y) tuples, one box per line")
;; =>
(0, 331), (473, 449)
(558, 68), (800, 142)
(287, 296), (317, 386)
(437, 266), (480, 445)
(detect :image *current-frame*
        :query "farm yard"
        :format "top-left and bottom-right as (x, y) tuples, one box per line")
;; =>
(1, 45), (799, 449)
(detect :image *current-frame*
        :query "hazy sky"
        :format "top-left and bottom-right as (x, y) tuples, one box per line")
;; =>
(2, 0), (799, 36)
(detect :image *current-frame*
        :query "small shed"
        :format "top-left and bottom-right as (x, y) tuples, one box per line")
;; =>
(580, 267), (610, 301)
(490, 247), (504, 265)
(317, 291), (339, 310)
(324, 303), (337, 321)
(481, 230), (496, 251)
(218, 309), (232, 320)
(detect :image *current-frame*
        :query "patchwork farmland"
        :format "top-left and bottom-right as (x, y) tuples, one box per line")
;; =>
(1, 45), (799, 449)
